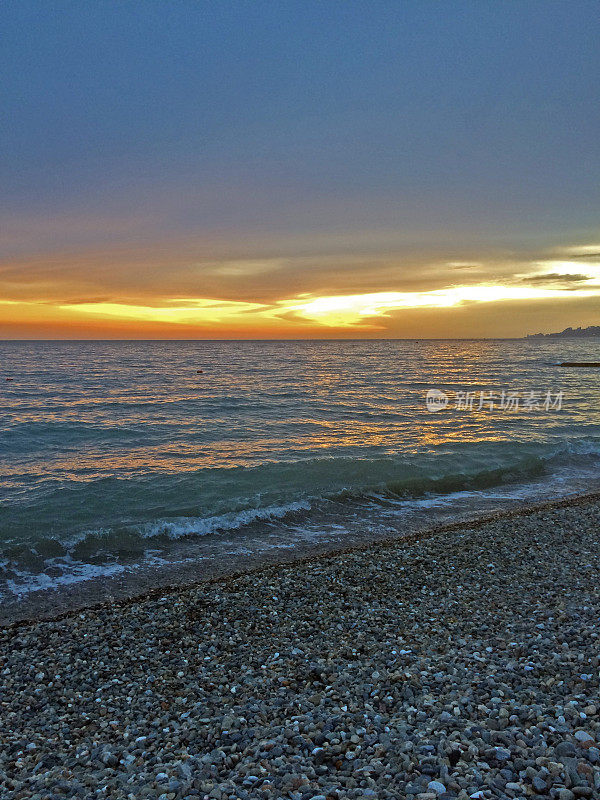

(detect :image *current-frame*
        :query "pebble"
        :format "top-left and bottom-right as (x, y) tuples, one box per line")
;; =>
(558, 790), (575, 800)
(493, 746), (511, 761)
(427, 780), (447, 794)
(556, 742), (578, 758)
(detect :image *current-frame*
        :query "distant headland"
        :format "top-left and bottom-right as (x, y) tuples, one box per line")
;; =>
(526, 325), (600, 339)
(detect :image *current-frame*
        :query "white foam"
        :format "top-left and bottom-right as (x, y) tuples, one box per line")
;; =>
(5, 558), (126, 597)
(137, 500), (313, 540)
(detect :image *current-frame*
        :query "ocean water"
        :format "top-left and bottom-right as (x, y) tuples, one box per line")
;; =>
(1, 339), (599, 603)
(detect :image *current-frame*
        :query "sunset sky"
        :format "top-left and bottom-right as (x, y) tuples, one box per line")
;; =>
(1, 1), (599, 339)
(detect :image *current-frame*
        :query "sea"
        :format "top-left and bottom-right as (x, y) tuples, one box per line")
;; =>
(1, 339), (599, 611)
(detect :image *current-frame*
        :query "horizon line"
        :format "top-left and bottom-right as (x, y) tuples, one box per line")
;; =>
(0, 336), (543, 342)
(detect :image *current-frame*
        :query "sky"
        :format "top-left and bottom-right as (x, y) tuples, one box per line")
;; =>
(1, 0), (599, 339)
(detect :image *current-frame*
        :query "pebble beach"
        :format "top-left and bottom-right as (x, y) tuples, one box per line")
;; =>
(1, 494), (600, 800)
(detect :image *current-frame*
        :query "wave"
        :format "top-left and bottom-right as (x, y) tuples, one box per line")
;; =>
(2, 437), (599, 585)
(67, 500), (313, 559)
(337, 456), (547, 502)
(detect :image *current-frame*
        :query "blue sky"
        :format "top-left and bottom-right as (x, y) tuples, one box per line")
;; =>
(1, 1), (599, 337)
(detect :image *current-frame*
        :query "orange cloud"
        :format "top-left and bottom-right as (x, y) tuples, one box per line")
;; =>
(1, 239), (599, 338)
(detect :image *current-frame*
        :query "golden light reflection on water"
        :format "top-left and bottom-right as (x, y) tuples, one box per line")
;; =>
(3, 414), (522, 482)
(2, 339), (599, 577)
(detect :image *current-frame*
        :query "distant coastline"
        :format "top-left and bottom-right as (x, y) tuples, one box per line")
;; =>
(526, 324), (600, 339)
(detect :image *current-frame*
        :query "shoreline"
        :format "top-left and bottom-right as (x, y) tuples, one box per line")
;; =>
(2, 485), (599, 798)
(2, 488), (600, 628)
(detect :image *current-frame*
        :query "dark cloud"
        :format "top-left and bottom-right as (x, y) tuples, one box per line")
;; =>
(524, 273), (590, 284)
(567, 251), (600, 260)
